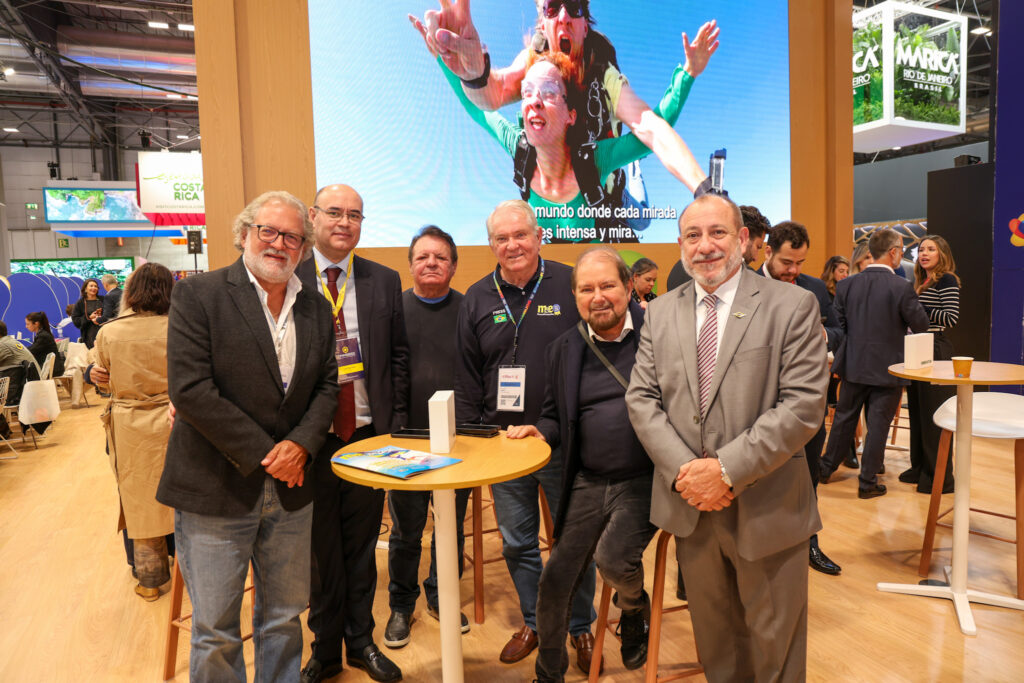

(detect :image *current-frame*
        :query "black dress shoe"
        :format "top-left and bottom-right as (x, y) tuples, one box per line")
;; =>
(809, 544), (842, 575)
(917, 477), (954, 495)
(347, 644), (402, 682)
(300, 657), (343, 683)
(879, 463), (886, 474)
(858, 483), (887, 499)
(383, 610), (413, 648)
(842, 448), (859, 469)
(899, 468), (920, 484)
(819, 468), (836, 485)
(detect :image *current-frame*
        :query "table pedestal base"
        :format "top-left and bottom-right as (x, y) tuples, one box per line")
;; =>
(878, 566), (1024, 636)
(433, 488), (464, 682)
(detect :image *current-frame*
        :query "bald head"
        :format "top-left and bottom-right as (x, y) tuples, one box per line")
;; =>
(678, 193), (743, 235)
(309, 183), (364, 261)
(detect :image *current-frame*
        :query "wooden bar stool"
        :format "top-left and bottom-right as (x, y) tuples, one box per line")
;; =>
(463, 485), (554, 624)
(589, 530), (702, 682)
(162, 560), (256, 680)
(919, 392), (1024, 598)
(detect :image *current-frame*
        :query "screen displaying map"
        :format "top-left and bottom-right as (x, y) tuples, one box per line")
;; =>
(43, 188), (149, 223)
(10, 257), (136, 280)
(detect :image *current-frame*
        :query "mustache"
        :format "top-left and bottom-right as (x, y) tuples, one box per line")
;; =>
(263, 247), (289, 259)
(691, 251), (725, 264)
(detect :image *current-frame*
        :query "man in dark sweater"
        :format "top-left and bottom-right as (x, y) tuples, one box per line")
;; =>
(509, 246), (655, 682)
(455, 199), (596, 671)
(383, 226), (471, 648)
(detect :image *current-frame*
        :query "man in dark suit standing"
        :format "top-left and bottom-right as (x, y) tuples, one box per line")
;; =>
(158, 191), (339, 680)
(508, 247), (657, 680)
(820, 227), (929, 498)
(298, 184), (410, 683)
(758, 220), (844, 575)
(96, 273), (122, 323)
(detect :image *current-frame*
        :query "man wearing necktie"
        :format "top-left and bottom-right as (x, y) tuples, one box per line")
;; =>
(627, 194), (828, 682)
(297, 184), (410, 683)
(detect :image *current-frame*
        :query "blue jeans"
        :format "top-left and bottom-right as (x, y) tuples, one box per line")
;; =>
(175, 477), (312, 683)
(491, 449), (596, 635)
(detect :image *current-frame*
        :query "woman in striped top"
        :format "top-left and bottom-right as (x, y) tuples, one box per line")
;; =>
(902, 236), (961, 494)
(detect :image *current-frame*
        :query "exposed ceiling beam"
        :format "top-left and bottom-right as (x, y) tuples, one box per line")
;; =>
(0, 0), (115, 146)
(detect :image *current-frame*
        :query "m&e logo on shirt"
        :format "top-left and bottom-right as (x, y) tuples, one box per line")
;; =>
(536, 304), (561, 316)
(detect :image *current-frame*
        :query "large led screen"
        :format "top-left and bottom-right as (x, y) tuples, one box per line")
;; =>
(11, 257), (136, 280)
(308, 1), (791, 246)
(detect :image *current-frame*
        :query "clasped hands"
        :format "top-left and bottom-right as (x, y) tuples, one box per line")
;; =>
(167, 401), (307, 488)
(675, 458), (734, 511)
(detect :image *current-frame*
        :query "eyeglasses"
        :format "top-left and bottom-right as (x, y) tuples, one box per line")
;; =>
(250, 224), (305, 250)
(521, 80), (566, 103)
(314, 205), (364, 224)
(543, 0), (585, 19)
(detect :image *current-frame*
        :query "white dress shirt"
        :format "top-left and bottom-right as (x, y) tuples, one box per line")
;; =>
(693, 266), (743, 363)
(243, 262), (300, 390)
(312, 247), (372, 428)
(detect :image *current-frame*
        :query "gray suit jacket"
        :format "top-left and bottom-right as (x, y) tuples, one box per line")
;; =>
(626, 267), (828, 561)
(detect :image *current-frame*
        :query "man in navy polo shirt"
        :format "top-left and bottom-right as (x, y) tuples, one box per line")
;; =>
(455, 199), (597, 673)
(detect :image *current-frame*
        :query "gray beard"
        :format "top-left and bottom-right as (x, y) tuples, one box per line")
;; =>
(683, 246), (744, 290)
(244, 249), (294, 284)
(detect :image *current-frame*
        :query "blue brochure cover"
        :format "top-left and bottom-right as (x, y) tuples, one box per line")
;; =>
(332, 446), (461, 479)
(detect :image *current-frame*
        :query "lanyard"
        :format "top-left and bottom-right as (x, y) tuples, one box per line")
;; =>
(316, 253), (353, 320)
(492, 258), (545, 364)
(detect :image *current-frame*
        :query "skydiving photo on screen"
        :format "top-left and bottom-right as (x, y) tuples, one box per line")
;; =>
(308, 1), (791, 247)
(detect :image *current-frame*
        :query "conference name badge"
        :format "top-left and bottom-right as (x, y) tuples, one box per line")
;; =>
(336, 335), (365, 383)
(497, 365), (526, 412)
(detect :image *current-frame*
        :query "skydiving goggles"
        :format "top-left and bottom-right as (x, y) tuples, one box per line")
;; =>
(543, 0), (587, 19)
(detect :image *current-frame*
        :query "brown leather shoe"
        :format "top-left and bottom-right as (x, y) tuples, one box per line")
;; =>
(571, 632), (602, 674)
(499, 625), (538, 663)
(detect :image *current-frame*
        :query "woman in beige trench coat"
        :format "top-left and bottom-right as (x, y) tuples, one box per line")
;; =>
(92, 263), (175, 601)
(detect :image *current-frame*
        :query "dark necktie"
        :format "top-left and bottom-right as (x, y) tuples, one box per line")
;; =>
(326, 266), (356, 441)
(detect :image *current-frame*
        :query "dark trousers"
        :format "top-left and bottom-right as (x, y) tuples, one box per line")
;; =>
(535, 471), (657, 682)
(387, 487), (471, 612)
(908, 334), (955, 492)
(804, 420), (826, 545)
(823, 380), (902, 488)
(308, 426), (385, 660)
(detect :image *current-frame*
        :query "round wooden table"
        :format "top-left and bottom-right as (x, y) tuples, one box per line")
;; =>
(332, 432), (551, 682)
(878, 361), (1024, 635)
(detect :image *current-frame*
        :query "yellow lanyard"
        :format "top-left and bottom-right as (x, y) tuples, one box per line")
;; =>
(316, 253), (353, 320)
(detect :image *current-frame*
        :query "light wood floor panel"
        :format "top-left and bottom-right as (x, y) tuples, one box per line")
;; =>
(1, 404), (1022, 681)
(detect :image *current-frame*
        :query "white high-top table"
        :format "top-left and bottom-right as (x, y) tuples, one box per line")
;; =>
(879, 361), (1024, 635)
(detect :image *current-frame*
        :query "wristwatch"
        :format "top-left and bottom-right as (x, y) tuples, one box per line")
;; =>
(718, 458), (733, 488)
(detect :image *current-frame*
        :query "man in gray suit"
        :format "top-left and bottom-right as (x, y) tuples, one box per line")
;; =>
(627, 194), (828, 682)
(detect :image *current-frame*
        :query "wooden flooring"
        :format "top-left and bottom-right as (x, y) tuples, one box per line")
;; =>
(1, 402), (1023, 682)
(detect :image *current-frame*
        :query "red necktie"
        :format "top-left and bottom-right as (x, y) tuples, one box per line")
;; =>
(326, 267), (356, 441)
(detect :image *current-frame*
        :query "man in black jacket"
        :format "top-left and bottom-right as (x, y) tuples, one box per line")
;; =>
(96, 273), (122, 323)
(820, 228), (929, 498)
(158, 191), (339, 680)
(297, 184), (410, 683)
(758, 220), (844, 575)
(509, 246), (655, 681)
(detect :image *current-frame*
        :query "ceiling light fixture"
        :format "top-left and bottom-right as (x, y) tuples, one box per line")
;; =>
(2, 67), (13, 77)
(970, 25), (992, 36)
(166, 93), (183, 99)
(178, 24), (195, 31)
(148, 21), (170, 29)
(3, 127), (18, 133)
(176, 134), (189, 139)
(892, 146), (902, 151)
(186, 95), (198, 100)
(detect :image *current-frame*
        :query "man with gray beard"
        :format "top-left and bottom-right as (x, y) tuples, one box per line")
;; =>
(627, 194), (828, 681)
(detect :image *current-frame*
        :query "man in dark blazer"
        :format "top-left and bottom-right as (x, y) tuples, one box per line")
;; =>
(758, 220), (843, 575)
(508, 247), (656, 681)
(158, 191), (339, 680)
(820, 227), (929, 498)
(627, 194), (828, 681)
(298, 184), (409, 683)
(96, 273), (122, 323)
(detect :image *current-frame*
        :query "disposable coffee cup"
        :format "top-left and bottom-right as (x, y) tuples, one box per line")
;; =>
(951, 356), (973, 378)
